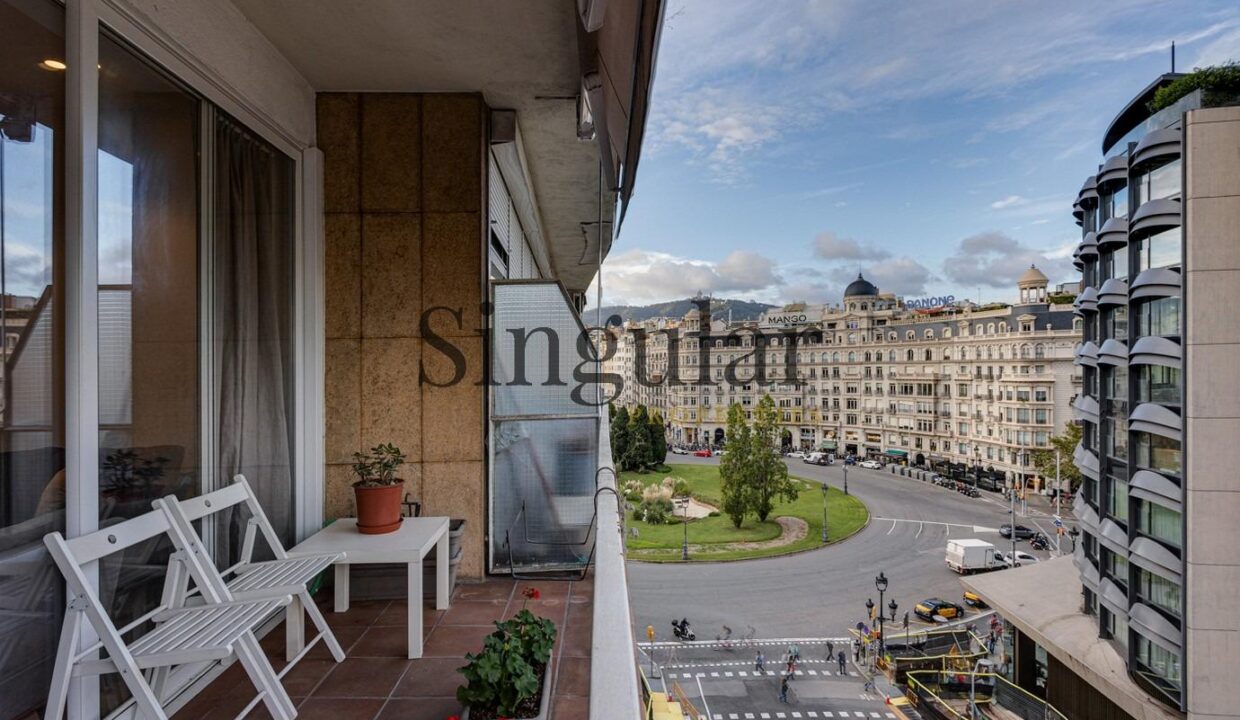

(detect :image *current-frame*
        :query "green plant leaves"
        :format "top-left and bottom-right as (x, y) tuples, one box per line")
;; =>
(456, 607), (559, 715)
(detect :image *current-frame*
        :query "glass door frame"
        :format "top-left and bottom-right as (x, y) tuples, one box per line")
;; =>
(60, 1), (324, 718)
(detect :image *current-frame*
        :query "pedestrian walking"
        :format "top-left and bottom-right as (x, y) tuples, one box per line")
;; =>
(786, 654), (796, 680)
(755, 650), (765, 672)
(852, 638), (861, 662)
(779, 674), (790, 703)
(826, 639), (835, 660)
(837, 650), (847, 675)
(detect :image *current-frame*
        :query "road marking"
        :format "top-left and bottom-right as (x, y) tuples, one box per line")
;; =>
(887, 519), (897, 535)
(696, 675), (714, 720)
(915, 520), (923, 538)
(872, 517), (999, 533)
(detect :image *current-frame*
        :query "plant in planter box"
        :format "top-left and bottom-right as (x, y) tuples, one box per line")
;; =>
(351, 444), (406, 534)
(457, 588), (557, 719)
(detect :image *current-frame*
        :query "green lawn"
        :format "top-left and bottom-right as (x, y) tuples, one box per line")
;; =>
(622, 463), (869, 562)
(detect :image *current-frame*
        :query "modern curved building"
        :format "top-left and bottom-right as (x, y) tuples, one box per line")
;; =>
(967, 75), (1240, 720)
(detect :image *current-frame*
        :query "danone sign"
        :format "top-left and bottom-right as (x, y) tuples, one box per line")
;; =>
(906, 295), (956, 313)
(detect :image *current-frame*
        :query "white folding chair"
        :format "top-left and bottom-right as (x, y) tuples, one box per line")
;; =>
(43, 510), (299, 720)
(157, 476), (346, 664)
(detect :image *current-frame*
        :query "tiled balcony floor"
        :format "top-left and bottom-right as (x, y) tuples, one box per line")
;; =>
(174, 577), (592, 720)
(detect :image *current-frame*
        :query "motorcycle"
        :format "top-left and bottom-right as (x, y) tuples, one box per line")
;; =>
(672, 617), (695, 641)
(1030, 532), (1050, 551)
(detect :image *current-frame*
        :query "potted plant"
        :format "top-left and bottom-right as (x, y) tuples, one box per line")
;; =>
(351, 444), (406, 534)
(457, 588), (556, 719)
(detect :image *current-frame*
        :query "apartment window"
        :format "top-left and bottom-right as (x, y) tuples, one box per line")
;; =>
(1134, 432), (1181, 477)
(1101, 247), (1129, 283)
(1135, 635), (1182, 689)
(1105, 548), (1129, 589)
(1132, 158), (1181, 208)
(1133, 227), (1181, 272)
(1102, 306), (1128, 342)
(1134, 296), (1180, 339)
(1101, 182), (1128, 222)
(1108, 477), (1130, 523)
(1136, 365), (1180, 406)
(1136, 567), (1182, 619)
(1136, 500), (1182, 549)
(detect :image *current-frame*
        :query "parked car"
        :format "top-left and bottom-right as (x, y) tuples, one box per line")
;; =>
(998, 550), (1040, 568)
(999, 524), (1036, 540)
(693, 449), (712, 458)
(670, 446), (689, 455)
(962, 590), (988, 608)
(914, 598), (965, 622)
(859, 460), (881, 469)
(786, 450), (806, 459)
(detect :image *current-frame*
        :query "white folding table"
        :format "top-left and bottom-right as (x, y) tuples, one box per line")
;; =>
(288, 517), (450, 658)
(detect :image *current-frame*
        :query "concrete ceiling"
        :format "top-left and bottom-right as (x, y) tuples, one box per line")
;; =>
(229, 0), (612, 293)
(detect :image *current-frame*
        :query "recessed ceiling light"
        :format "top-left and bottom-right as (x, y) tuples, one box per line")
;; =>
(39, 59), (67, 71)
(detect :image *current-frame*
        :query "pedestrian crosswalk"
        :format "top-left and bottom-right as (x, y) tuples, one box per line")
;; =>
(694, 712), (897, 719)
(663, 667), (858, 679)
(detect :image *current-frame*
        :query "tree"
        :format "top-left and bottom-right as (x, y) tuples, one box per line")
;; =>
(648, 411), (668, 466)
(623, 406), (653, 471)
(610, 406), (630, 464)
(1033, 422), (1084, 493)
(608, 402), (616, 421)
(749, 395), (798, 522)
(719, 403), (753, 528)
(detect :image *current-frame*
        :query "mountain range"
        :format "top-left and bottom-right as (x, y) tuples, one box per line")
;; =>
(591, 297), (777, 323)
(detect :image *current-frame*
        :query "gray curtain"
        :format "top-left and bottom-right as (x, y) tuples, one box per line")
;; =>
(214, 116), (295, 560)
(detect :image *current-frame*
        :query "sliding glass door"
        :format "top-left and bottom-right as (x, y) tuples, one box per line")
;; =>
(0, 1), (65, 717)
(0, 8), (300, 717)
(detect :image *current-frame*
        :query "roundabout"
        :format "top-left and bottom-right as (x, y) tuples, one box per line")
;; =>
(621, 463), (869, 562)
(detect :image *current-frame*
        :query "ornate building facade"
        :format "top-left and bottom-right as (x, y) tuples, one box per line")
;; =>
(607, 271), (1082, 488)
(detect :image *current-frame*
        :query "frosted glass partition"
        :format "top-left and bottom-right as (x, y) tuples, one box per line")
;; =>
(490, 281), (600, 573)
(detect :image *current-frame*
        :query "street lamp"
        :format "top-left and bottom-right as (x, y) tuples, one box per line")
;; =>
(973, 447), (981, 489)
(821, 483), (830, 543)
(875, 571), (889, 657)
(843, 465), (849, 495)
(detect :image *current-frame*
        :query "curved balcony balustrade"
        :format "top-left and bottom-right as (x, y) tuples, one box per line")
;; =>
(1098, 278), (1129, 308)
(1131, 469), (1182, 513)
(1075, 340), (1099, 367)
(1131, 267), (1181, 301)
(1074, 287), (1099, 316)
(1075, 494), (1100, 534)
(1129, 336), (1182, 370)
(1098, 338), (1129, 367)
(1077, 231), (1099, 262)
(1129, 537), (1182, 585)
(1131, 126), (1182, 170)
(1073, 393), (1100, 424)
(1076, 547), (1101, 591)
(1130, 604), (1183, 654)
(1129, 402), (1182, 442)
(1075, 441), (1100, 481)
(1097, 154), (1129, 189)
(1099, 518), (1130, 557)
(1097, 217), (1129, 250)
(1077, 174), (1099, 206)
(1131, 197), (1181, 238)
(1098, 576), (1130, 618)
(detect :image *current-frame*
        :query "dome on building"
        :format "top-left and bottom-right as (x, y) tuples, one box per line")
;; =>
(843, 273), (878, 297)
(1018, 264), (1048, 286)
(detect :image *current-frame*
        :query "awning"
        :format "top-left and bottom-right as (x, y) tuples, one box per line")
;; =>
(886, 449), (908, 457)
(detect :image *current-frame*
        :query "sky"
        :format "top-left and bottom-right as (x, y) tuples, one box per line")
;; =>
(590, 0), (1240, 308)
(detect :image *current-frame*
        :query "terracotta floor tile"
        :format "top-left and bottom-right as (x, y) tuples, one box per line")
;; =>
(322, 599), (391, 628)
(281, 658), (340, 696)
(351, 626), (415, 658)
(392, 657), (466, 697)
(560, 621), (592, 659)
(421, 624), (495, 658)
(294, 698), (385, 720)
(550, 694), (588, 720)
(375, 698), (463, 720)
(440, 600), (507, 626)
(452, 579), (514, 603)
(554, 657), (589, 697)
(313, 657), (411, 698)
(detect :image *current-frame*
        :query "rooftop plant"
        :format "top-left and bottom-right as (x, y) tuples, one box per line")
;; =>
(1150, 61), (1240, 112)
(350, 443), (405, 487)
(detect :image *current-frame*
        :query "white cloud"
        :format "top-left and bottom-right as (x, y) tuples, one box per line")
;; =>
(592, 248), (783, 305)
(990, 195), (1026, 210)
(941, 232), (1073, 289)
(827, 258), (935, 296)
(813, 231), (890, 261)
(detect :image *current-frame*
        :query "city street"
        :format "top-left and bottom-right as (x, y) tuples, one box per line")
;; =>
(629, 457), (1072, 641)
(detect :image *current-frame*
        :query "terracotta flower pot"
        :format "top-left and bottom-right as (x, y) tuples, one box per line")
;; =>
(354, 482), (404, 534)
